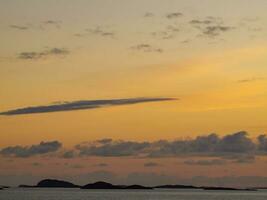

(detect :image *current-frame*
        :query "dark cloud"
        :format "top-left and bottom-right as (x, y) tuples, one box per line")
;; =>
(17, 48), (69, 60)
(184, 159), (227, 166)
(130, 44), (163, 53)
(0, 97), (176, 116)
(2, 132), (266, 160)
(9, 25), (29, 30)
(190, 17), (234, 38)
(166, 12), (183, 19)
(258, 135), (267, 152)
(76, 140), (150, 157)
(74, 132), (264, 159)
(144, 162), (160, 167)
(215, 131), (255, 153)
(150, 131), (255, 157)
(202, 25), (234, 37)
(0, 141), (62, 158)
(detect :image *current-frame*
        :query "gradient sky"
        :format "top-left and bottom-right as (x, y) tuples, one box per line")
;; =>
(1, 0), (267, 187)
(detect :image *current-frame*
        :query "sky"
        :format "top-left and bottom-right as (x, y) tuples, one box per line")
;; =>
(0, 0), (267, 187)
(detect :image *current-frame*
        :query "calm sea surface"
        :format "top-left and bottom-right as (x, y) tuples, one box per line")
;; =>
(1, 188), (267, 200)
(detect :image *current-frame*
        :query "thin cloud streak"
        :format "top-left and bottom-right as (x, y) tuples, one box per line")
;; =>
(0, 97), (177, 116)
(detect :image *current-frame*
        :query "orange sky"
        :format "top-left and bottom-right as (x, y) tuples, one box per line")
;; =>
(0, 0), (267, 187)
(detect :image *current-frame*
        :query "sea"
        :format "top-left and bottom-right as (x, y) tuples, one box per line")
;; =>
(1, 188), (267, 200)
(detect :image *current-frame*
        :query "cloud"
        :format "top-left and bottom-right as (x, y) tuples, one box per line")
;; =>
(190, 17), (234, 38)
(237, 77), (266, 83)
(42, 20), (62, 28)
(2, 132), (266, 160)
(151, 25), (180, 40)
(17, 48), (69, 60)
(9, 25), (29, 30)
(144, 12), (154, 18)
(76, 139), (150, 157)
(0, 141), (62, 158)
(83, 26), (115, 38)
(130, 44), (163, 53)
(96, 139), (113, 145)
(61, 150), (75, 159)
(258, 135), (267, 152)
(149, 131), (255, 157)
(0, 97), (176, 116)
(184, 159), (227, 166)
(190, 19), (214, 25)
(202, 25), (234, 37)
(144, 162), (160, 167)
(73, 132), (266, 159)
(166, 12), (183, 19)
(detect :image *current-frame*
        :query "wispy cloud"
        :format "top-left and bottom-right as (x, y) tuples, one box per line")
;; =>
(151, 24), (180, 40)
(10, 20), (62, 31)
(237, 77), (266, 83)
(190, 17), (234, 38)
(202, 25), (234, 37)
(17, 48), (69, 60)
(0, 97), (176, 115)
(75, 26), (116, 38)
(9, 25), (29, 30)
(166, 12), (183, 19)
(130, 44), (163, 53)
(144, 12), (154, 18)
(42, 20), (62, 29)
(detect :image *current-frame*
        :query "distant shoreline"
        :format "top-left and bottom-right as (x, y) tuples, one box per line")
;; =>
(13, 179), (259, 191)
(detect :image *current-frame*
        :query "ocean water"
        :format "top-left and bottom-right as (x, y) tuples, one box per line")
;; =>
(1, 188), (267, 200)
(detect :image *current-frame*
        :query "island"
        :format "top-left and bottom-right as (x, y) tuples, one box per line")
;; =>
(19, 179), (80, 188)
(17, 179), (258, 191)
(81, 181), (152, 190)
(154, 184), (198, 189)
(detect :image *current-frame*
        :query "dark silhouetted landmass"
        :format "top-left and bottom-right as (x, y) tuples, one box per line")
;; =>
(81, 181), (121, 189)
(202, 186), (257, 191)
(19, 179), (80, 188)
(81, 181), (152, 190)
(17, 179), (258, 191)
(154, 184), (198, 189)
(37, 179), (80, 188)
(124, 185), (152, 189)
